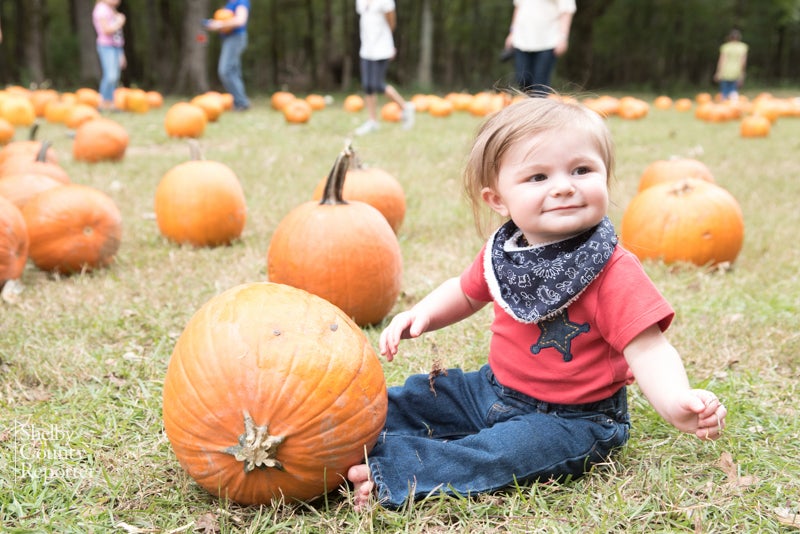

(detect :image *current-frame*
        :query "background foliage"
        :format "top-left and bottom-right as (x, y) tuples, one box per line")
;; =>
(1, 0), (800, 95)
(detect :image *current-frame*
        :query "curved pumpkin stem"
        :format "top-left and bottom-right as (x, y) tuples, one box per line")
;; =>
(222, 410), (285, 473)
(319, 146), (353, 206)
(36, 140), (52, 163)
(29, 122), (40, 141)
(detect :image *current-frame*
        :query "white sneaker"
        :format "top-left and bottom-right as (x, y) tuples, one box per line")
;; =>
(355, 119), (380, 136)
(402, 103), (415, 129)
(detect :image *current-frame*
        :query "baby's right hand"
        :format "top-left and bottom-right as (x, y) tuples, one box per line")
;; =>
(378, 310), (428, 361)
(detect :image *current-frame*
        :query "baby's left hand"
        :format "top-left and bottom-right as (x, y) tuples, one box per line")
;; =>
(680, 389), (727, 440)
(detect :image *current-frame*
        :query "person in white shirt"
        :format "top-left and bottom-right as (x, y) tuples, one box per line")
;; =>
(504, 0), (576, 96)
(354, 0), (414, 135)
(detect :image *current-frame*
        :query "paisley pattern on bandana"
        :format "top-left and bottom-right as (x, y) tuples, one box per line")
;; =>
(483, 216), (618, 324)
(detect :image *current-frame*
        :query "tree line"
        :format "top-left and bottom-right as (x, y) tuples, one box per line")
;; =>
(1, 0), (799, 97)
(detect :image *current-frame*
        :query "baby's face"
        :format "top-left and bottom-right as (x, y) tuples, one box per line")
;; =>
(482, 127), (609, 246)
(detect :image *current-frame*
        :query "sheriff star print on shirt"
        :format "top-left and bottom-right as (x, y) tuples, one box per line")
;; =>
(530, 311), (590, 362)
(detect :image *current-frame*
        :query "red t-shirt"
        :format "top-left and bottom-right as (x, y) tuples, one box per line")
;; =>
(460, 245), (674, 404)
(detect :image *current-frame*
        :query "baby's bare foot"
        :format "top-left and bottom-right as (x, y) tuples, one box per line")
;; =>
(347, 464), (374, 510)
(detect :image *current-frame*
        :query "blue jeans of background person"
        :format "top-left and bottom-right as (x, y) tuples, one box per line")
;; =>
(514, 48), (557, 96)
(719, 80), (738, 100)
(97, 44), (123, 103)
(218, 32), (250, 109)
(360, 58), (389, 94)
(366, 365), (630, 509)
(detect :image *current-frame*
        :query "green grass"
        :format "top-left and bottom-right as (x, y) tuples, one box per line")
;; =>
(2, 90), (799, 532)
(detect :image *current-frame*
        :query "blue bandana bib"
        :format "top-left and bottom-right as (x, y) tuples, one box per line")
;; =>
(484, 217), (618, 324)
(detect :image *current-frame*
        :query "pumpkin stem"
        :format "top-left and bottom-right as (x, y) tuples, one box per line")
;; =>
(36, 140), (52, 163)
(222, 410), (285, 473)
(29, 122), (40, 141)
(319, 147), (352, 206)
(186, 139), (204, 161)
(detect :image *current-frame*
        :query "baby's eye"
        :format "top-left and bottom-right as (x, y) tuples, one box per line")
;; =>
(573, 166), (591, 175)
(528, 173), (548, 182)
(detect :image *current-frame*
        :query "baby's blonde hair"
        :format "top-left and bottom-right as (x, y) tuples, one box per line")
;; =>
(463, 95), (615, 236)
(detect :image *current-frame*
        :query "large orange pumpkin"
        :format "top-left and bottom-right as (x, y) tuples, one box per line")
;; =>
(0, 195), (29, 285)
(162, 282), (387, 506)
(154, 159), (246, 247)
(637, 157), (715, 193)
(267, 148), (402, 326)
(621, 178), (744, 267)
(22, 184), (122, 273)
(311, 146), (406, 234)
(164, 102), (207, 138)
(73, 118), (129, 162)
(739, 114), (771, 138)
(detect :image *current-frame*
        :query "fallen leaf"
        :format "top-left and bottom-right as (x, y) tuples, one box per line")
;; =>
(718, 451), (758, 488)
(775, 507), (800, 528)
(195, 512), (219, 533)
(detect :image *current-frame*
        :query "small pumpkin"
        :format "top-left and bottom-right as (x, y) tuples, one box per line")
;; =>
(164, 102), (207, 138)
(1, 97), (36, 127)
(154, 157), (246, 247)
(428, 97), (454, 118)
(191, 93), (224, 122)
(145, 91), (164, 109)
(65, 104), (102, 130)
(740, 114), (771, 138)
(125, 89), (150, 113)
(343, 94), (364, 112)
(653, 95), (673, 110)
(268, 147), (402, 326)
(162, 282), (388, 505)
(283, 98), (312, 123)
(621, 178), (744, 267)
(75, 88), (102, 108)
(0, 195), (29, 285)
(73, 118), (129, 162)
(311, 144), (406, 234)
(270, 91), (296, 111)
(22, 184), (122, 273)
(304, 94), (326, 111)
(213, 7), (235, 33)
(637, 157), (715, 193)
(380, 102), (403, 122)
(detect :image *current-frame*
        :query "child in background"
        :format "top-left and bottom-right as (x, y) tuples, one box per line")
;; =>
(354, 0), (414, 135)
(348, 96), (727, 509)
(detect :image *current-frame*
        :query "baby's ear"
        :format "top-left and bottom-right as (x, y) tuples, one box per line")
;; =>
(481, 187), (509, 217)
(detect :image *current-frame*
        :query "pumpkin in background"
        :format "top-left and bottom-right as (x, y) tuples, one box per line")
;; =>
(43, 100), (74, 124)
(268, 147), (402, 326)
(30, 89), (60, 117)
(22, 184), (122, 273)
(65, 104), (101, 130)
(0, 141), (70, 183)
(164, 102), (207, 138)
(145, 91), (164, 109)
(0, 118), (15, 145)
(191, 93), (224, 122)
(283, 98), (312, 123)
(125, 89), (150, 113)
(154, 158), (246, 247)
(305, 94), (326, 111)
(75, 88), (102, 108)
(343, 94), (364, 112)
(621, 178), (744, 267)
(674, 98), (693, 112)
(270, 91), (295, 111)
(162, 282), (387, 506)
(653, 95), (673, 110)
(0, 195), (29, 285)
(311, 144), (405, 234)
(73, 118), (129, 162)
(637, 157), (715, 193)
(380, 101), (402, 122)
(428, 97), (454, 118)
(740, 114), (771, 138)
(0, 96), (36, 127)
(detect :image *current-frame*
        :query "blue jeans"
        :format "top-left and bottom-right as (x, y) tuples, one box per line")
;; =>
(218, 32), (250, 109)
(514, 48), (557, 96)
(97, 44), (123, 103)
(719, 80), (738, 99)
(367, 365), (630, 509)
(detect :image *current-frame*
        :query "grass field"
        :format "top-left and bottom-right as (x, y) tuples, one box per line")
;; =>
(1, 89), (799, 533)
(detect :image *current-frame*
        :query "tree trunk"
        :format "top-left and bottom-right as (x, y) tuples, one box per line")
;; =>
(416, 0), (433, 90)
(173, 0), (210, 95)
(21, 0), (46, 85)
(71, 0), (101, 87)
